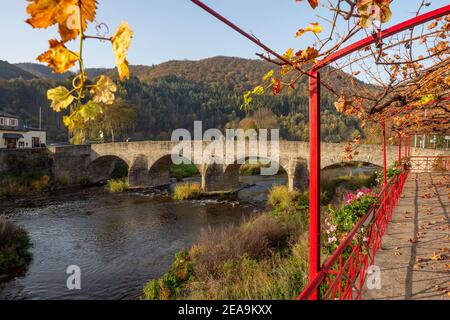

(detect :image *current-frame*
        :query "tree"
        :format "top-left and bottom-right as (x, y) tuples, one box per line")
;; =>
(99, 99), (137, 142)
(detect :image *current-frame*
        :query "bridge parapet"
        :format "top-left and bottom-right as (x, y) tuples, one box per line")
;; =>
(0, 142), (447, 191)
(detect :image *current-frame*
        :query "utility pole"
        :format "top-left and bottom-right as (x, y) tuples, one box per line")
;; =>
(39, 107), (42, 147)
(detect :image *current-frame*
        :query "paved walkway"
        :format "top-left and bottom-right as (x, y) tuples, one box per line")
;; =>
(363, 173), (449, 300)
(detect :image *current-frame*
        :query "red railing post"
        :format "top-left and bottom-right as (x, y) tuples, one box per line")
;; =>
(398, 133), (402, 169)
(382, 120), (387, 187)
(309, 70), (321, 300)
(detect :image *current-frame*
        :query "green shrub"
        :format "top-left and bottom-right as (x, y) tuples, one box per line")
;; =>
(173, 182), (201, 200)
(107, 178), (129, 193)
(170, 164), (199, 181)
(0, 171), (55, 198)
(0, 216), (32, 282)
(143, 250), (193, 300)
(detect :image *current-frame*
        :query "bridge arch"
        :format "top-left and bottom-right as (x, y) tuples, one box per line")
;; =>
(87, 155), (129, 184)
(201, 156), (309, 192)
(148, 154), (202, 188)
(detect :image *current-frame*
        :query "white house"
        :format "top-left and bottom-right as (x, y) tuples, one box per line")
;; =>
(0, 113), (47, 149)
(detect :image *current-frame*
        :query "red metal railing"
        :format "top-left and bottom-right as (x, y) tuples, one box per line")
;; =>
(297, 171), (409, 300)
(409, 156), (450, 173)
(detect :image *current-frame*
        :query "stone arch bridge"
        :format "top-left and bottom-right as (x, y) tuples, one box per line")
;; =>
(38, 141), (445, 192)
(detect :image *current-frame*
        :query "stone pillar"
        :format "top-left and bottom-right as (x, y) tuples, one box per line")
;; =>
(287, 157), (309, 191)
(129, 155), (150, 188)
(201, 163), (239, 192)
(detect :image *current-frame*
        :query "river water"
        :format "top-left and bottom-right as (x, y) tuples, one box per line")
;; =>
(0, 176), (287, 300)
(0, 166), (377, 300)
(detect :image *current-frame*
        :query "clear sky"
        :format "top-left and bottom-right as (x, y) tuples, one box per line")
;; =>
(0, 0), (447, 68)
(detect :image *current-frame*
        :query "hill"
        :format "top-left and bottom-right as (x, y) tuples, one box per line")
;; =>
(1, 57), (364, 143)
(0, 60), (36, 80)
(15, 63), (73, 80)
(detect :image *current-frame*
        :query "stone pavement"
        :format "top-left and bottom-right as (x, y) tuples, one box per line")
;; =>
(363, 173), (449, 300)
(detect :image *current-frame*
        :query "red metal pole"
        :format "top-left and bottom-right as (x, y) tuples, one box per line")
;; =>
(398, 134), (402, 169)
(313, 5), (450, 70)
(309, 70), (321, 300)
(382, 120), (387, 187)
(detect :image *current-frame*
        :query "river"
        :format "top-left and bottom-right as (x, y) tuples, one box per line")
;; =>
(0, 165), (377, 300)
(0, 175), (288, 300)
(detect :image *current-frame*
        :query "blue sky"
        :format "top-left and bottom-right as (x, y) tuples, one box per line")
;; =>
(0, 0), (447, 68)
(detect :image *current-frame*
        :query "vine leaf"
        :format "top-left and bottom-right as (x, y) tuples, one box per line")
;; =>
(112, 22), (134, 81)
(357, 0), (393, 28)
(272, 79), (283, 95)
(295, 22), (322, 37)
(47, 86), (75, 112)
(296, 0), (319, 10)
(296, 46), (319, 63)
(37, 39), (79, 73)
(91, 75), (117, 105)
(79, 101), (102, 121)
(262, 70), (274, 81)
(26, 0), (98, 42)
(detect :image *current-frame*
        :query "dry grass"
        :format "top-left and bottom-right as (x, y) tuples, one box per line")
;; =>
(107, 178), (129, 193)
(0, 216), (16, 245)
(173, 182), (201, 200)
(267, 185), (300, 210)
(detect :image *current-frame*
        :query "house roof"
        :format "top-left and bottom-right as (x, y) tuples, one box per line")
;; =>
(0, 113), (20, 119)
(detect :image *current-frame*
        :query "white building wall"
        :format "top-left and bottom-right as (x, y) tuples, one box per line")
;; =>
(0, 130), (47, 149)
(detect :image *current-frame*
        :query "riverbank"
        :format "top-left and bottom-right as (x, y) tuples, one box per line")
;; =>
(142, 169), (379, 300)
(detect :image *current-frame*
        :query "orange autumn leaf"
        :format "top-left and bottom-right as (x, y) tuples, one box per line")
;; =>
(295, 0), (319, 9)
(296, 46), (319, 63)
(26, 0), (98, 42)
(272, 79), (283, 95)
(112, 22), (133, 81)
(37, 39), (79, 73)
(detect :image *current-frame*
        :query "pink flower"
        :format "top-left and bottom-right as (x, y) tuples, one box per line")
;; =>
(328, 236), (337, 244)
(363, 237), (369, 242)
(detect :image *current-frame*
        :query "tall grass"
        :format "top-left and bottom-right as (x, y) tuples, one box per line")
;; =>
(173, 182), (201, 200)
(143, 193), (310, 300)
(107, 178), (129, 193)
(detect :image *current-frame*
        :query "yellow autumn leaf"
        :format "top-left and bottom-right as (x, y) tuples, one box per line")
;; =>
(37, 39), (79, 73)
(26, 0), (98, 42)
(91, 75), (117, 105)
(47, 86), (75, 112)
(444, 76), (450, 86)
(295, 22), (322, 37)
(112, 22), (133, 81)
(282, 48), (294, 61)
(262, 70), (274, 81)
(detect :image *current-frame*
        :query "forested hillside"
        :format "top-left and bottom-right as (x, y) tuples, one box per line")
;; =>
(0, 56), (364, 143)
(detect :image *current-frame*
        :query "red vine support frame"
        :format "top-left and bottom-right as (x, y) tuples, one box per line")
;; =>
(190, 0), (450, 300)
(301, 5), (449, 300)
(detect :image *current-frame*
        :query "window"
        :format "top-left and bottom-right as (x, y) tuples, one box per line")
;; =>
(0, 117), (4, 125)
(32, 137), (40, 148)
(9, 119), (18, 127)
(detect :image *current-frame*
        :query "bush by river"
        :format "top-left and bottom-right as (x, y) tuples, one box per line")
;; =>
(0, 216), (32, 283)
